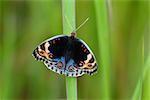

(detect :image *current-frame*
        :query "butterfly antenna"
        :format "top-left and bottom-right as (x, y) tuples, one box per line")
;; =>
(73, 17), (89, 33)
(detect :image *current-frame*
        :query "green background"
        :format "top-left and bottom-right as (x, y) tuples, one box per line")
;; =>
(0, 0), (149, 100)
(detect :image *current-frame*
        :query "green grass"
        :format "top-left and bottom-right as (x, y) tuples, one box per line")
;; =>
(95, 0), (111, 99)
(2, 8), (17, 99)
(62, 0), (77, 100)
(0, 0), (149, 99)
(132, 54), (150, 100)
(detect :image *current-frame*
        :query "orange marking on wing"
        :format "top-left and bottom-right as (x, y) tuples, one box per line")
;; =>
(53, 40), (55, 44)
(38, 50), (52, 59)
(84, 49), (87, 52)
(57, 62), (63, 68)
(80, 54), (95, 69)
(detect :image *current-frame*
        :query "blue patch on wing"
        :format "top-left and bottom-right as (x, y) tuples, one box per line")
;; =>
(44, 57), (66, 75)
(65, 59), (84, 77)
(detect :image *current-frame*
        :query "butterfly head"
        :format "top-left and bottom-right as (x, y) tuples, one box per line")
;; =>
(71, 32), (76, 37)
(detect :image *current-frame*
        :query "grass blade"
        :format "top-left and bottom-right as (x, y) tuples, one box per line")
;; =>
(132, 55), (150, 100)
(62, 0), (77, 100)
(2, 7), (17, 99)
(94, 0), (111, 99)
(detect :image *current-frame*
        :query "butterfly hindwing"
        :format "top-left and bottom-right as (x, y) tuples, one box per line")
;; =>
(43, 57), (65, 74)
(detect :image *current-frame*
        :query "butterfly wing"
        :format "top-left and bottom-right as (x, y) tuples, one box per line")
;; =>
(32, 35), (69, 75)
(64, 37), (97, 77)
(32, 35), (97, 77)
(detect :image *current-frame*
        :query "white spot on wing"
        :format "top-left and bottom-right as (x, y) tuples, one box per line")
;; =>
(84, 54), (92, 63)
(91, 61), (96, 66)
(44, 42), (50, 53)
(38, 46), (42, 51)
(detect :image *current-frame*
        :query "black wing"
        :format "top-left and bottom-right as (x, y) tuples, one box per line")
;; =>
(64, 36), (97, 77)
(32, 35), (69, 75)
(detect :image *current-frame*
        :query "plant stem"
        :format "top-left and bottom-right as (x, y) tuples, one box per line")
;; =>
(95, 0), (111, 99)
(62, 0), (77, 100)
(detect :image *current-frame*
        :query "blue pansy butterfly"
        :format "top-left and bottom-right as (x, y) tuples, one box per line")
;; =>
(32, 32), (97, 77)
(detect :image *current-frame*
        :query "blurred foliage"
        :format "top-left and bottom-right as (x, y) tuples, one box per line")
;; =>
(0, 0), (149, 100)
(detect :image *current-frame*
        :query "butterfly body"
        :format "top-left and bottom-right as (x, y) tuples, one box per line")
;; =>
(32, 33), (97, 77)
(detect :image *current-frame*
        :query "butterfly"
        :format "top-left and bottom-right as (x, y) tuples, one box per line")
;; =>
(32, 32), (97, 77)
